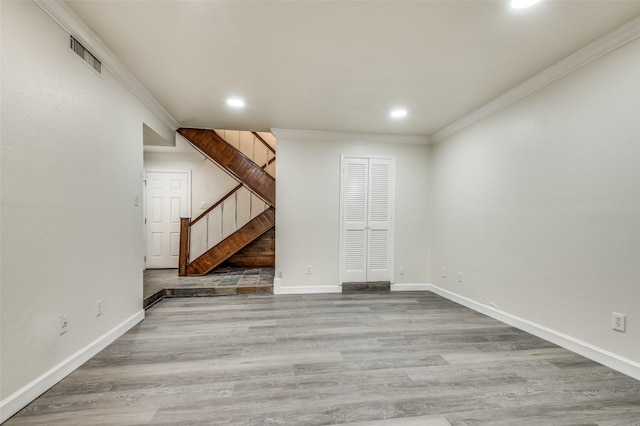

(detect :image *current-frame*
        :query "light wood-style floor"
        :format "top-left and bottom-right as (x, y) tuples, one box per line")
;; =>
(6, 292), (640, 425)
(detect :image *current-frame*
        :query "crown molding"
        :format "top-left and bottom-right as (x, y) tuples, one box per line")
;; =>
(33, 1), (640, 143)
(33, 0), (180, 131)
(271, 128), (430, 145)
(432, 15), (640, 143)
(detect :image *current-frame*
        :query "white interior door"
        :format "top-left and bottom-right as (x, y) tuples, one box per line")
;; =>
(341, 157), (394, 283)
(145, 171), (189, 269)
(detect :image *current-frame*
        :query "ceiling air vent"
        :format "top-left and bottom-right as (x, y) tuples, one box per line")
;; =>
(70, 35), (101, 74)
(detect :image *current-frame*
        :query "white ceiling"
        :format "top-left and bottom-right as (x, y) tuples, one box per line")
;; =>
(65, 0), (640, 137)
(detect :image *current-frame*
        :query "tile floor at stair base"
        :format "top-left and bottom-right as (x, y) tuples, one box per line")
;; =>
(143, 267), (274, 308)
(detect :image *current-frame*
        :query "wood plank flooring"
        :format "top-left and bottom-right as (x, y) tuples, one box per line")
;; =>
(6, 293), (640, 425)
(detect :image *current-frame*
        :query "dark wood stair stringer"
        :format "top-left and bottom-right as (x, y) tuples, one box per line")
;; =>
(178, 128), (275, 207)
(185, 207), (275, 276)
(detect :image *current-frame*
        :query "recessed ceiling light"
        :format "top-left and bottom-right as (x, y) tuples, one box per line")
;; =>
(511, 0), (541, 9)
(226, 98), (245, 108)
(390, 109), (407, 118)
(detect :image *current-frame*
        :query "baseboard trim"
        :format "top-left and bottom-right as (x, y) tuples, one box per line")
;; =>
(274, 282), (342, 295)
(275, 282), (431, 294)
(427, 284), (640, 381)
(391, 283), (430, 292)
(0, 310), (145, 423)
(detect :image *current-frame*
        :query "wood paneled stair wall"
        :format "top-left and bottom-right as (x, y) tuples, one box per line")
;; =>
(178, 128), (276, 276)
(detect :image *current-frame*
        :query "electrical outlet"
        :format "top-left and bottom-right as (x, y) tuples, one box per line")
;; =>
(306, 265), (312, 274)
(96, 300), (103, 317)
(58, 315), (69, 335)
(400, 267), (405, 275)
(612, 312), (626, 332)
(442, 267), (447, 278)
(277, 270), (283, 279)
(458, 272), (463, 284)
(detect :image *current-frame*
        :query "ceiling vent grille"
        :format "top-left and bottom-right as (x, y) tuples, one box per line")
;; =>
(70, 35), (101, 74)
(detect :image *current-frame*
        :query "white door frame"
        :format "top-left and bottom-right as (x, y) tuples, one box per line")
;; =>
(143, 169), (192, 269)
(339, 155), (395, 285)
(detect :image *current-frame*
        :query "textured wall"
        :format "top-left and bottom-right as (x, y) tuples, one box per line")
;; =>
(429, 38), (640, 362)
(275, 134), (430, 291)
(0, 1), (166, 402)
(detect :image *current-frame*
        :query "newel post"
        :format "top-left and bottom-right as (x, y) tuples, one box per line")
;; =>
(178, 217), (190, 276)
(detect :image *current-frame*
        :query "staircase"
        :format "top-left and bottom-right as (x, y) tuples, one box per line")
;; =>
(178, 128), (275, 207)
(177, 128), (276, 276)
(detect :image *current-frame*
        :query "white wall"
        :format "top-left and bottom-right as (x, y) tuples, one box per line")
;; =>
(144, 135), (238, 218)
(0, 1), (170, 417)
(429, 38), (640, 363)
(274, 132), (430, 292)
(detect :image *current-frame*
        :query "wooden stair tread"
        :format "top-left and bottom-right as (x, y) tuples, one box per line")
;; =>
(185, 207), (275, 276)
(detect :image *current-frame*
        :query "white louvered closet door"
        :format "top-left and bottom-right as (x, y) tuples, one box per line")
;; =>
(343, 159), (368, 282)
(342, 157), (394, 283)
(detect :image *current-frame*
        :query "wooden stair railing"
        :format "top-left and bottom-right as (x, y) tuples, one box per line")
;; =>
(178, 128), (276, 207)
(180, 207), (275, 276)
